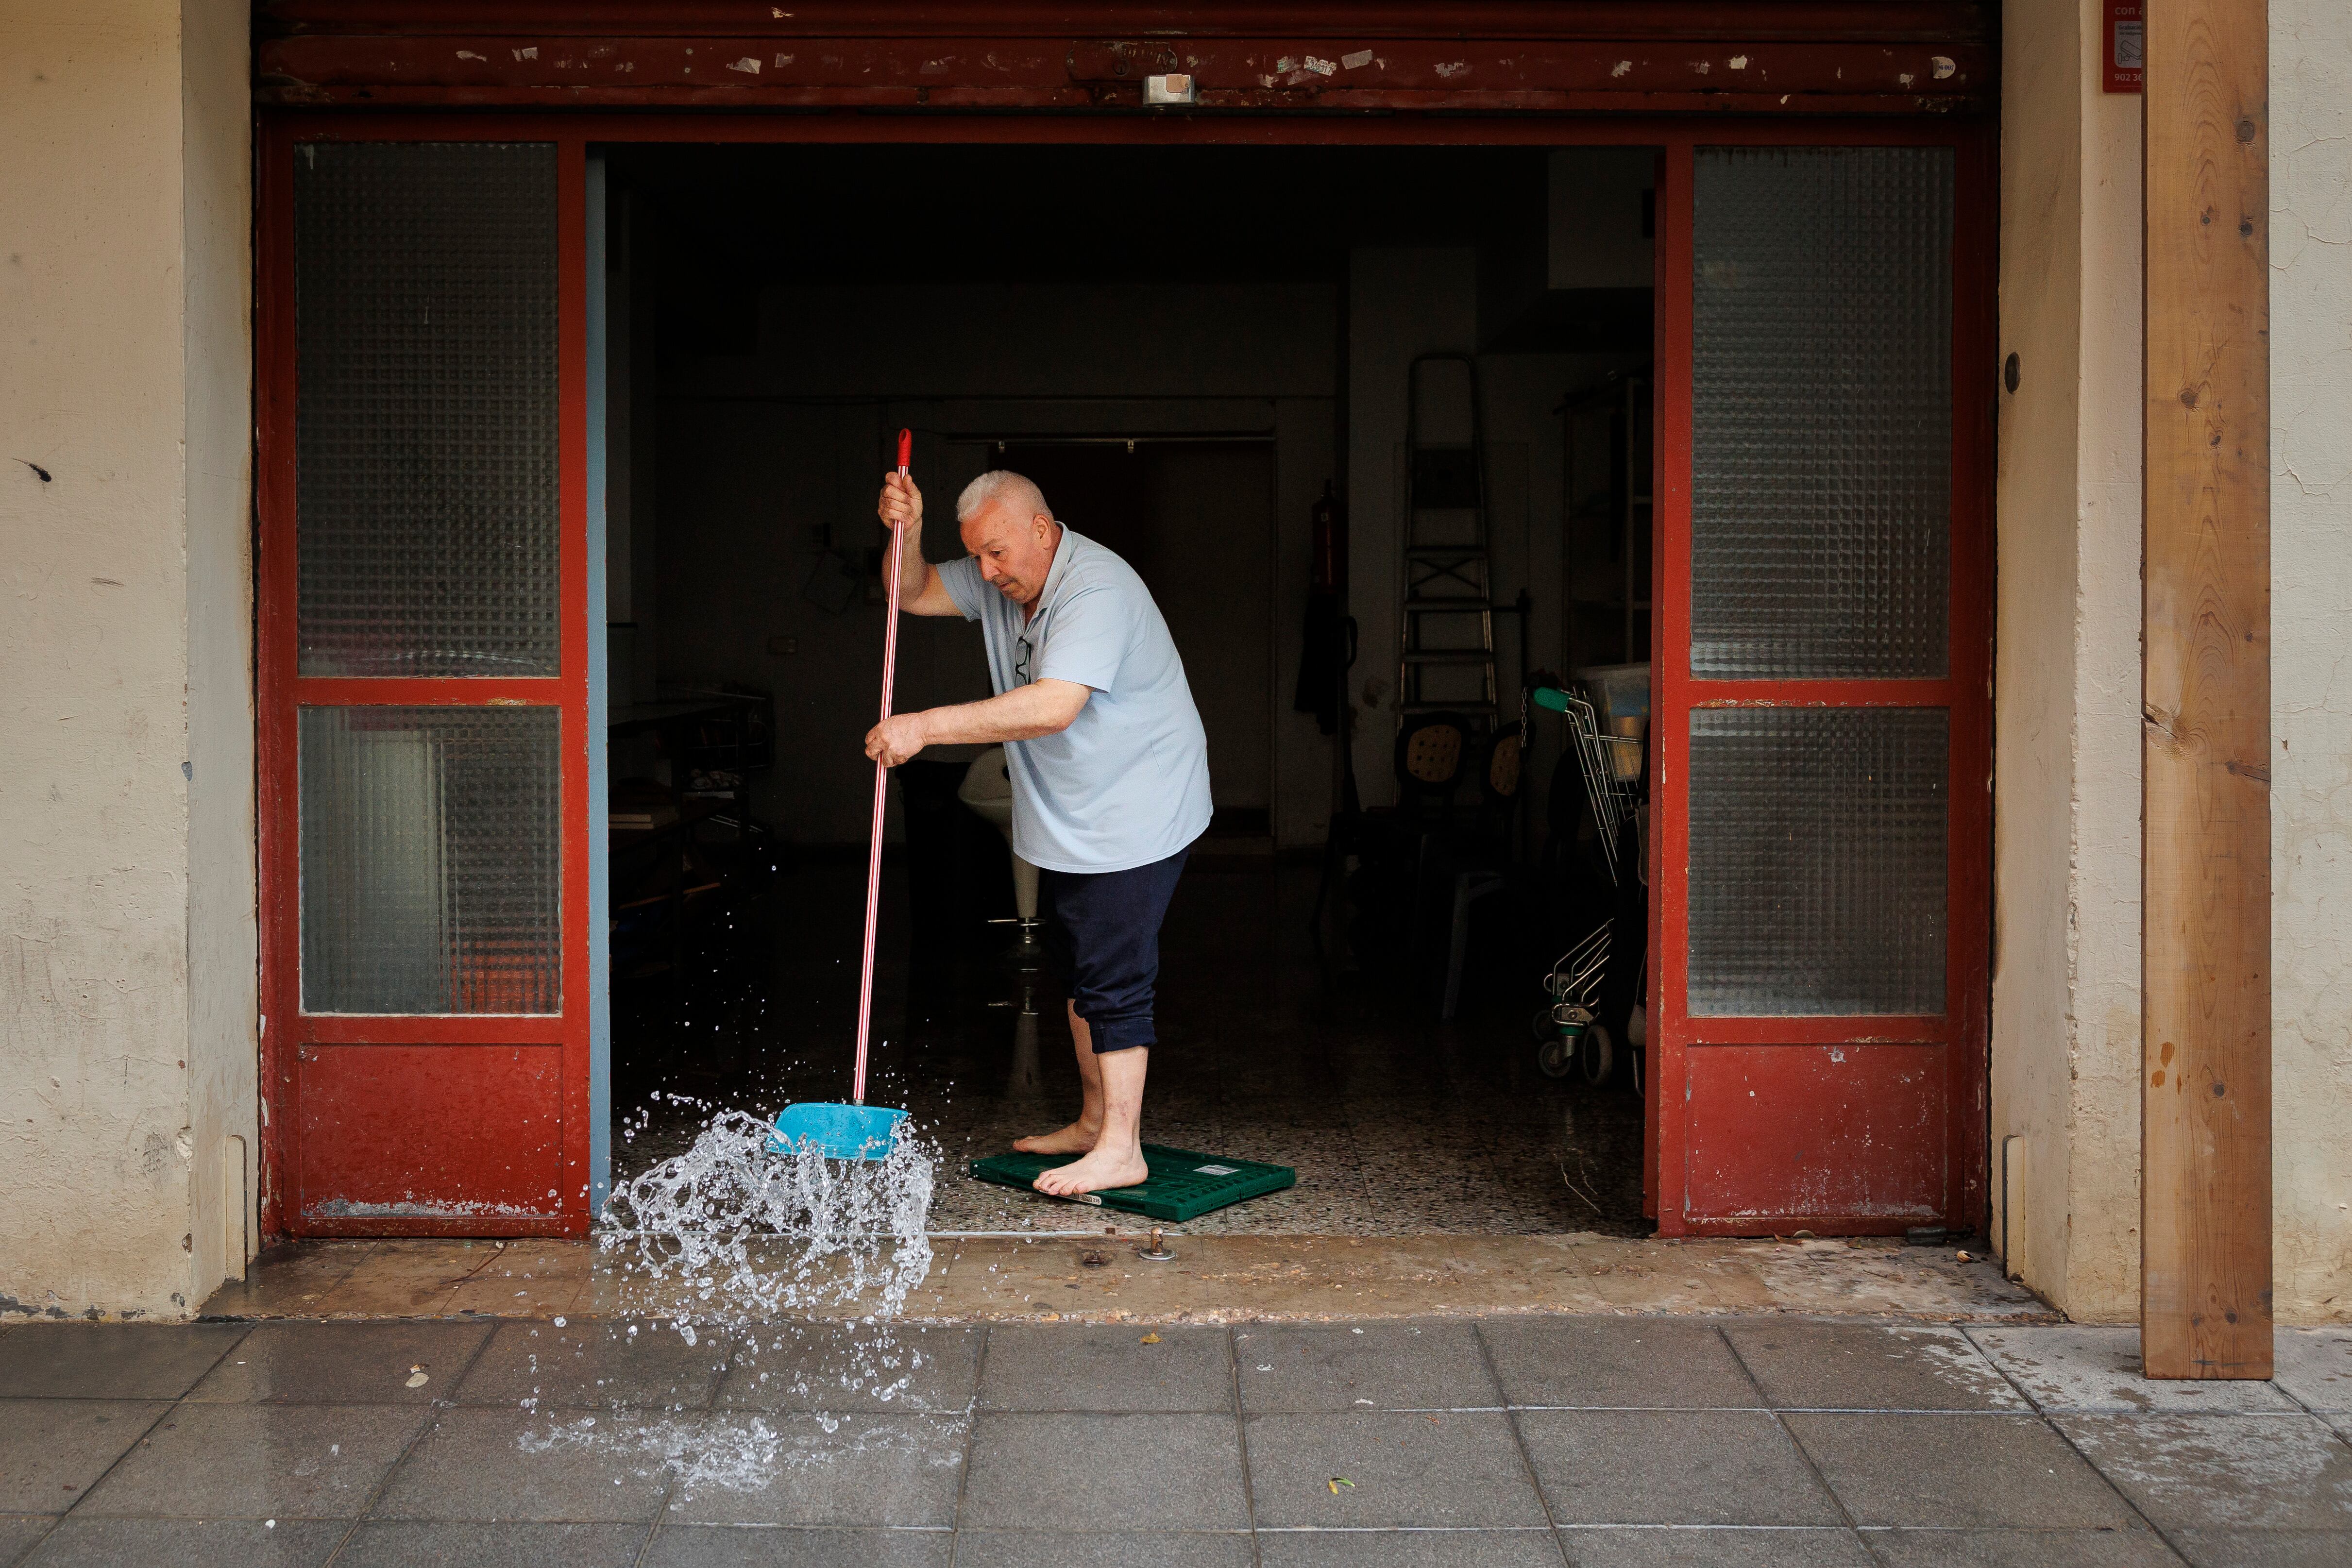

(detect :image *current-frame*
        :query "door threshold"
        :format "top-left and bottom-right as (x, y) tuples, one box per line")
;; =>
(201, 1232), (2054, 1325)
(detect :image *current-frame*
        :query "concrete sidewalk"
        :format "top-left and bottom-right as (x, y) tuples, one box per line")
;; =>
(1, 1315), (2347, 1567)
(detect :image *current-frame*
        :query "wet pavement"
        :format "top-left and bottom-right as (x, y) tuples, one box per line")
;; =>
(617, 859), (1646, 1236)
(2, 1316), (2347, 1566)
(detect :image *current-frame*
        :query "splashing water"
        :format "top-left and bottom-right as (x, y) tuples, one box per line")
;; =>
(520, 1407), (966, 1498)
(600, 1106), (937, 1325)
(528, 1104), (946, 1492)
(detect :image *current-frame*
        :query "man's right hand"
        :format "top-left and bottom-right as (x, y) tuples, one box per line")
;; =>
(876, 470), (962, 616)
(878, 471), (923, 536)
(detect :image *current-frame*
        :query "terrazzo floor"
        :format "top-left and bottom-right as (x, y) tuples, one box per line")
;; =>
(612, 857), (1645, 1236)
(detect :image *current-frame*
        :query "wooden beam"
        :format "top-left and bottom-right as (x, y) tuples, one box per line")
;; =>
(2141, 0), (2272, 1379)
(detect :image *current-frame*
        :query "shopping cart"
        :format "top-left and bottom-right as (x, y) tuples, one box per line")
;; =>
(1529, 683), (1649, 1086)
(1543, 686), (1645, 887)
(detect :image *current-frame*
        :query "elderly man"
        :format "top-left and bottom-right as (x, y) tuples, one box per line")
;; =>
(867, 467), (1212, 1196)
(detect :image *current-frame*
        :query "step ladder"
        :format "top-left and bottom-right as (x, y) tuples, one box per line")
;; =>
(1398, 353), (1497, 723)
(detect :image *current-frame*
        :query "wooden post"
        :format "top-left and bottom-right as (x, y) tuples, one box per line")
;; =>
(2142, 0), (2272, 1379)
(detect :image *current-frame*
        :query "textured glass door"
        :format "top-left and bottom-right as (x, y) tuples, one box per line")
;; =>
(260, 135), (589, 1237)
(1653, 142), (1990, 1235)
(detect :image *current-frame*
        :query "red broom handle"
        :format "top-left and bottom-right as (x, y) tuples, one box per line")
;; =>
(851, 429), (913, 1106)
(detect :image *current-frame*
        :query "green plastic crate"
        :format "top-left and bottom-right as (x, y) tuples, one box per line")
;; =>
(968, 1142), (1296, 1223)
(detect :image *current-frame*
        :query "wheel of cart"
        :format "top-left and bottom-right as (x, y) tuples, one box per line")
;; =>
(1530, 681), (1648, 1089)
(1532, 921), (1608, 1079)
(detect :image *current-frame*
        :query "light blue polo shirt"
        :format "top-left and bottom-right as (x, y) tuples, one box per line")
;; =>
(938, 527), (1213, 875)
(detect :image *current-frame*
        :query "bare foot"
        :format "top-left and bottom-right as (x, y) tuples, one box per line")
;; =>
(1013, 1120), (1099, 1156)
(1033, 1143), (1150, 1197)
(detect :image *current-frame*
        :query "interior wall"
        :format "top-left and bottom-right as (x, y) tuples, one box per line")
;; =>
(2270, 0), (2352, 1324)
(0, 0), (252, 1319)
(653, 276), (1337, 845)
(1991, 0), (2147, 1325)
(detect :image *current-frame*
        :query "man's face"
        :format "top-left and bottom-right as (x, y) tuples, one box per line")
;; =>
(959, 499), (1058, 607)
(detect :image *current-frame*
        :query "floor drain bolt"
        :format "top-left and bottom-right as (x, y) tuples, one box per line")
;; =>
(1136, 1227), (1176, 1263)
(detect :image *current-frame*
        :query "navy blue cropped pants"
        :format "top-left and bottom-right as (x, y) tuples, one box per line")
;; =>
(1039, 845), (1191, 1053)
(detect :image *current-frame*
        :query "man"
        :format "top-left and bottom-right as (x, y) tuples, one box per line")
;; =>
(866, 467), (1212, 1196)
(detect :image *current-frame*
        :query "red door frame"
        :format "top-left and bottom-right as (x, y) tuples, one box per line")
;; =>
(253, 109), (1994, 1241)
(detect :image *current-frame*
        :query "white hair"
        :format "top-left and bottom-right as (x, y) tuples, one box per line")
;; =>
(955, 469), (1053, 526)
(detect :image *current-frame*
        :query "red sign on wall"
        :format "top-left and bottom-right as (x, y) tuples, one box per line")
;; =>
(2106, 3), (2145, 93)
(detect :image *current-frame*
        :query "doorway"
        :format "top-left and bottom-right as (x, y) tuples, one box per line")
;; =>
(591, 142), (1651, 1232)
(255, 124), (1988, 1245)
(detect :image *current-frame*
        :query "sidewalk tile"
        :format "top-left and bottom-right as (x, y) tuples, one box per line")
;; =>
(18, 1517), (345, 1567)
(1783, 1414), (2137, 1529)
(978, 1324), (1232, 1412)
(0, 1324), (246, 1400)
(0, 1401), (168, 1514)
(1864, 1527), (2186, 1566)
(1236, 1322), (1498, 1412)
(2172, 1528), (2352, 1568)
(1483, 1318), (1760, 1410)
(333, 1519), (649, 1567)
(1519, 1411), (1841, 1527)
(640, 1526), (950, 1567)
(663, 1415), (965, 1527)
(457, 1320), (728, 1411)
(0, 1518), (50, 1565)
(961, 1413), (1247, 1530)
(2274, 1330), (2352, 1413)
(1967, 1325), (2299, 1414)
(1557, 1526), (1873, 1566)
(1726, 1324), (2025, 1412)
(1263, 1529), (1567, 1567)
(716, 1325), (978, 1414)
(76, 1403), (430, 1520)
(2056, 1413), (2352, 1531)
(953, 1529), (1252, 1568)
(188, 1320), (492, 1405)
(1244, 1411), (1549, 1529)
(371, 1408), (668, 1523)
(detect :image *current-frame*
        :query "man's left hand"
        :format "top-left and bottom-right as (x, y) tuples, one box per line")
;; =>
(865, 712), (929, 766)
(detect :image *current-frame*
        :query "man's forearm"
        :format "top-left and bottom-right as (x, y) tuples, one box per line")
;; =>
(894, 521), (929, 599)
(914, 680), (1089, 746)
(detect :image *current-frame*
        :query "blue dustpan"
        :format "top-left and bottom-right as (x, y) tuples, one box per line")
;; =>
(767, 1101), (907, 1162)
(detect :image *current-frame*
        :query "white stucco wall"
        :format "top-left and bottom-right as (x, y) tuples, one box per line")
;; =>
(2271, 0), (2352, 1324)
(0, 0), (252, 1318)
(1998, 0), (2351, 1327)
(1992, 0), (2146, 1324)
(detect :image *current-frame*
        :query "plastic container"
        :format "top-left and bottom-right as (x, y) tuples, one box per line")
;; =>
(1575, 661), (1651, 723)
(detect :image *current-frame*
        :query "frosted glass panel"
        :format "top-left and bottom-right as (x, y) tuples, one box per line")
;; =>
(1691, 148), (1953, 679)
(1687, 708), (1946, 1016)
(300, 706), (561, 1014)
(295, 142), (559, 677)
